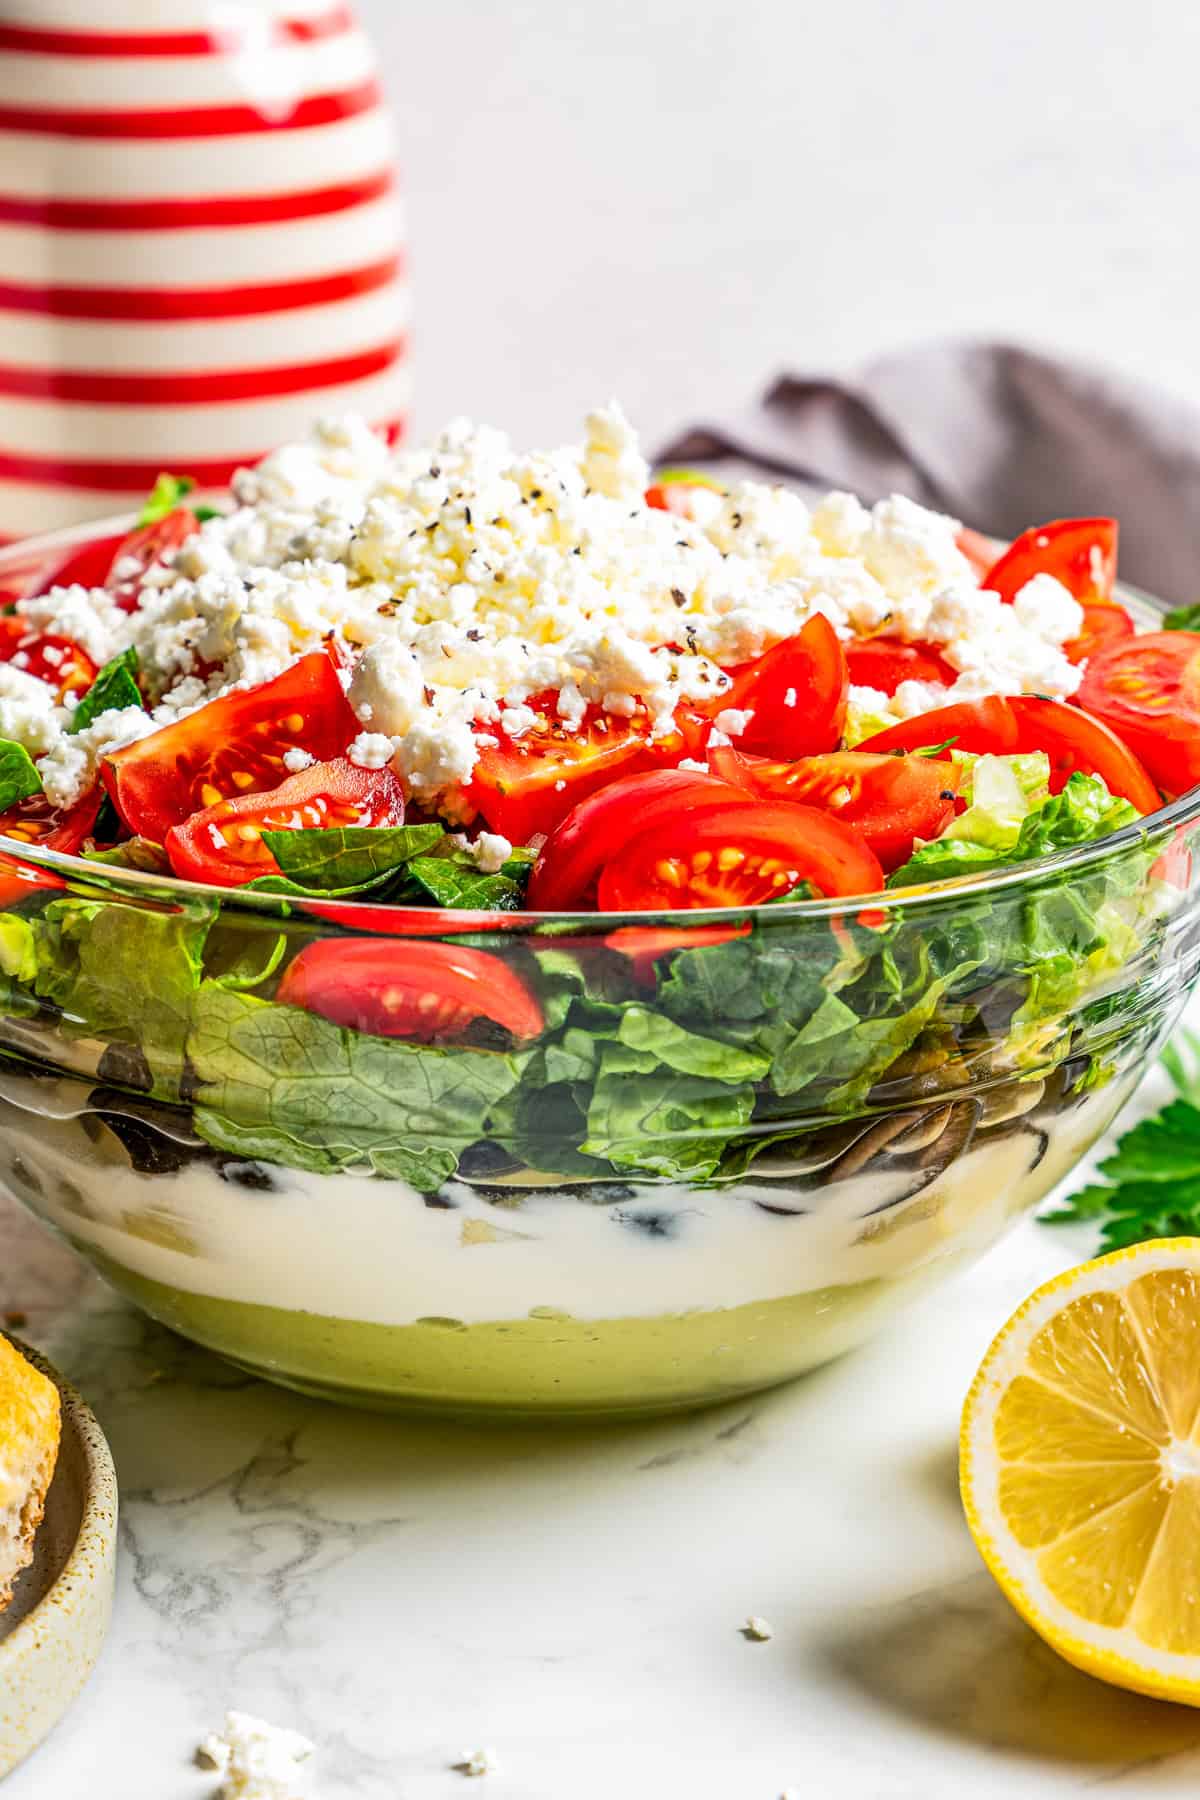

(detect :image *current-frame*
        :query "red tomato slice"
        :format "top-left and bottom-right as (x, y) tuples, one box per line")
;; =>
(1077, 632), (1200, 796)
(0, 617), (96, 702)
(106, 508), (200, 610)
(1064, 599), (1135, 665)
(980, 517), (1118, 606)
(164, 757), (406, 888)
(465, 691), (710, 846)
(644, 470), (725, 516)
(527, 768), (754, 911)
(1008, 695), (1160, 812)
(715, 614), (848, 758)
(276, 938), (544, 1042)
(957, 527), (1000, 578)
(0, 787), (101, 906)
(709, 745), (963, 871)
(0, 530), (125, 609)
(597, 801), (884, 911)
(856, 696), (1020, 759)
(604, 922), (750, 984)
(103, 651), (360, 843)
(845, 636), (956, 697)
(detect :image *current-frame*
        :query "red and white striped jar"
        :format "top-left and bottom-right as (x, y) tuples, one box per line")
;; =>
(0, 0), (408, 542)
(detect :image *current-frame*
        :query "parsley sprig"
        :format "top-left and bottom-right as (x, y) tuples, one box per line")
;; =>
(1042, 1032), (1200, 1249)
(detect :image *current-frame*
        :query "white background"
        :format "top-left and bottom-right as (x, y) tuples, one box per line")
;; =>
(362, 0), (1200, 446)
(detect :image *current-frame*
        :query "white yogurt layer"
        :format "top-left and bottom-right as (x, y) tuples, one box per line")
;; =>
(15, 409), (1085, 813)
(0, 1082), (1130, 1329)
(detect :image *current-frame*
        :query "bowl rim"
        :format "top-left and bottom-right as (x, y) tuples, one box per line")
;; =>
(0, 516), (1196, 929)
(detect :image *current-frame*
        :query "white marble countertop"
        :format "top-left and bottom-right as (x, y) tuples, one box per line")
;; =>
(3, 1047), (1200, 1799)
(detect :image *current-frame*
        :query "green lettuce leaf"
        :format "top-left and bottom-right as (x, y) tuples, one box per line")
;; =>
(890, 771), (1139, 887)
(939, 751), (1050, 851)
(187, 982), (522, 1191)
(31, 897), (215, 1097)
(581, 1042), (757, 1179)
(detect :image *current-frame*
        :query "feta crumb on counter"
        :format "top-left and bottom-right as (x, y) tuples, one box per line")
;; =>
(456, 1746), (501, 1778)
(742, 1615), (774, 1641)
(12, 405), (1093, 817)
(197, 1711), (314, 1800)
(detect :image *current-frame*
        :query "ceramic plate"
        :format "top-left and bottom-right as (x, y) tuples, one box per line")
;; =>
(0, 1337), (117, 1779)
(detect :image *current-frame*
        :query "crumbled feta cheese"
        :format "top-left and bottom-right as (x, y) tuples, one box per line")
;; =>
(742, 1615), (774, 1641)
(6, 408), (1097, 823)
(197, 1712), (313, 1800)
(714, 708), (753, 739)
(472, 831), (512, 874)
(457, 1747), (500, 1778)
(861, 494), (973, 597)
(282, 747), (315, 774)
(677, 756), (709, 773)
(1011, 572), (1085, 643)
(581, 401), (649, 502)
(810, 489), (871, 555)
(19, 583), (126, 666)
(0, 664), (64, 756)
(346, 730), (395, 771)
(37, 704), (157, 810)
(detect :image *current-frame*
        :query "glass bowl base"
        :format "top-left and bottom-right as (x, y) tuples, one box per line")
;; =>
(85, 1249), (977, 1419)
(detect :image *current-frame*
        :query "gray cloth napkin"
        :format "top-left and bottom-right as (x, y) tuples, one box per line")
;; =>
(657, 342), (1200, 609)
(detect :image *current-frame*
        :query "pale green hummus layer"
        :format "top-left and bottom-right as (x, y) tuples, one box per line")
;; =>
(85, 1248), (957, 1416)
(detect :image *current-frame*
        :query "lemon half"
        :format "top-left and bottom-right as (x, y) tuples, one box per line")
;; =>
(961, 1239), (1200, 1706)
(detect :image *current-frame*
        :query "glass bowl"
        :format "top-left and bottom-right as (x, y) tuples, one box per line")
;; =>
(0, 526), (1197, 1417)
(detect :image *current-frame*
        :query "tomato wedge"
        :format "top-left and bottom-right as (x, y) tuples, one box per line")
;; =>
(0, 787), (101, 906)
(604, 923), (750, 984)
(465, 691), (710, 846)
(106, 508), (200, 610)
(980, 517), (1118, 606)
(0, 618), (96, 702)
(598, 801), (884, 911)
(165, 757), (406, 888)
(1064, 599), (1135, 665)
(856, 696), (1020, 759)
(644, 470), (725, 516)
(1007, 695), (1160, 812)
(1077, 632), (1200, 796)
(709, 746), (963, 871)
(103, 652), (360, 843)
(714, 614), (848, 758)
(276, 938), (544, 1043)
(527, 768), (754, 911)
(845, 636), (956, 696)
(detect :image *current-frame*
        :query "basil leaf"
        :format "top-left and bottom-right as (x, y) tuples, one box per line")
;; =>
(401, 850), (531, 911)
(136, 473), (195, 527)
(69, 646), (143, 735)
(1164, 603), (1200, 631)
(259, 823), (446, 892)
(0, 738), (43, 811)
